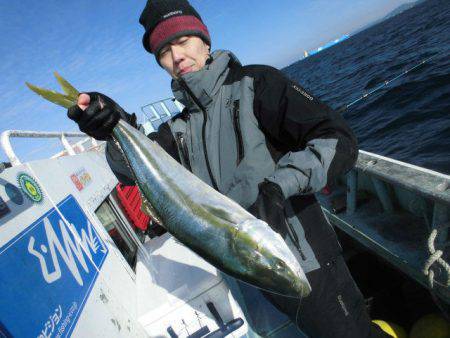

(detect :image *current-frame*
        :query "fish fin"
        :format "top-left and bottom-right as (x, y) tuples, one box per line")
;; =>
(53, 71), (80, 101)
(26, 82), (76, 109)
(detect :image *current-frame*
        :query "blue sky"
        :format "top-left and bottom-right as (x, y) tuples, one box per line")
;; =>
(0, 0), (414, 163)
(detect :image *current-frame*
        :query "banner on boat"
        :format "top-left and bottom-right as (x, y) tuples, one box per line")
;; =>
(0, 195), (108, 338)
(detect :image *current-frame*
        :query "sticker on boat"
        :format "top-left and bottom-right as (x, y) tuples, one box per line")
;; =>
(0, 195), (108, 337)
(17, 172), (43, 203)
(70, 168), (92, 192)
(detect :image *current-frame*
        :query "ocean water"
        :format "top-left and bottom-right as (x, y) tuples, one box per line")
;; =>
(283, 0), (450, 174)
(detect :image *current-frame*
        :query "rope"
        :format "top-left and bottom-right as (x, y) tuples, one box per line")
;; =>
(423, 222), (450, 288)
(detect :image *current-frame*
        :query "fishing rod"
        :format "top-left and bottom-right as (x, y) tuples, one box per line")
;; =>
(337, 52), (439, 113)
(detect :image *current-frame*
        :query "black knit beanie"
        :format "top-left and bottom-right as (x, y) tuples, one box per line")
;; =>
(139, 0), (211, 57)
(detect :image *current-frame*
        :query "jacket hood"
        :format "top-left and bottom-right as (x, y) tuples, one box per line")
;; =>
(172, 50), (241, 109)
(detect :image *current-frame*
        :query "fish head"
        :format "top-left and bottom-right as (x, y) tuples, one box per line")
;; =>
(232, 219), (311, 298)
(263, 255), (309, 297)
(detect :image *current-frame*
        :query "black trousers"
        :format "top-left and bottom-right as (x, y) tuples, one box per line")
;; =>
(263, 255), (390, 338)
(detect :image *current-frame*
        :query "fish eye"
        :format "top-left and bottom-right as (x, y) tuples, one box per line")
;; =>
(275, 260), (285, 270)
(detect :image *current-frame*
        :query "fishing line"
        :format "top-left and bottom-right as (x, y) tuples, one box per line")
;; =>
(337, 51), (441, 113)
(295, 296), (303, 328)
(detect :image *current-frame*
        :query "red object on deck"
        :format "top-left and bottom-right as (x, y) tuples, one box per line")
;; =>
(321, 185), (332, 195)
(116, 184), (150, 231)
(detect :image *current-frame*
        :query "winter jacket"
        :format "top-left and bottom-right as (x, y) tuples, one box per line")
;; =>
(106, 50), (358, 273)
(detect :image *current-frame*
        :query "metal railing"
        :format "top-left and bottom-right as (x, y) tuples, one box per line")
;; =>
(140, 98), (183, 132)
(1, 130), (98, 166)
(1, 97), (184, 167)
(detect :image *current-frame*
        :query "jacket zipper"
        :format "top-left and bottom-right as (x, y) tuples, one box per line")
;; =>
(178, 79), (219, 190)
(285, 218), (307, 260)
(175, 132), (192, 171)
(232, 100), (244, 165)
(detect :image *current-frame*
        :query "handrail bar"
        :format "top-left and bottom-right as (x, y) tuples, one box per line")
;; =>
(1, 130), (90, 166)
(355, 150), (450, 205)
(140, 97), (177, 112)
(140, 97), (185, 133)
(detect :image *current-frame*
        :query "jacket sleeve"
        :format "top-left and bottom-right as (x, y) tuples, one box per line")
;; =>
(105, 122), (181, 186)
(252, 66), (358, 198)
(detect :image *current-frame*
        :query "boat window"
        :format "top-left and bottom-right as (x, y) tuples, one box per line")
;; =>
(95, 199), (138, 269)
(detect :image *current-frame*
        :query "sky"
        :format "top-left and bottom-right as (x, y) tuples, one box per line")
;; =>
(0, 0), (415, 163)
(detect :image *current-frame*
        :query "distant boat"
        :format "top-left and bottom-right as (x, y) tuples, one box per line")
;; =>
(304, 34), (349, 58)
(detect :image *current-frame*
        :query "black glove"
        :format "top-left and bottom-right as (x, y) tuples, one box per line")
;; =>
(67, 92), (135, 140)
(248, 181), (288, 238)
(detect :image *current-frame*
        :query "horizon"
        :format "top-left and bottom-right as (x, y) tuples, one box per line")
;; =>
(0, 0), (416, 163)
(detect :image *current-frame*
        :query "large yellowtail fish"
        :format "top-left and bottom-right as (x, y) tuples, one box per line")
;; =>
(27, 73), (311, 298)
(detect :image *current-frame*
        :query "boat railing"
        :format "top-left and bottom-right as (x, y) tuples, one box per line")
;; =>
(347, 149), (449, 238)
(140, 98), (184, 133)
(341, 150), (450, 295)
(354, 150), (450, 205)
(0, 130), (99, 167)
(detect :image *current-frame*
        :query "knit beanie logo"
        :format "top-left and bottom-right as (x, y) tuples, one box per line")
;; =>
(163, 10), (183, 19)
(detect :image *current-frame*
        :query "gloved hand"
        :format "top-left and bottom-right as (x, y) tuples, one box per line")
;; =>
(67, 92), (135, 140)
(248, 181), (288, 238)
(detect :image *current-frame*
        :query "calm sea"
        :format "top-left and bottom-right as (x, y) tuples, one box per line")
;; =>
(282, 0), (450, 174)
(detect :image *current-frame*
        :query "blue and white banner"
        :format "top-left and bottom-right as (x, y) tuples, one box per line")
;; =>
(0, 195), (108, 338)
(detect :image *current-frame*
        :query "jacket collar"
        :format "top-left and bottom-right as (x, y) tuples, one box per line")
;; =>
(171, 50), (241, 109)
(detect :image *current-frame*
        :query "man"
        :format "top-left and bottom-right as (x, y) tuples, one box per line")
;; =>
(68, 1), (388, 337)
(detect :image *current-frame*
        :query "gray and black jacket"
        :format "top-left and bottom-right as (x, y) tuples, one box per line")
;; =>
(107, 50), (358, 273)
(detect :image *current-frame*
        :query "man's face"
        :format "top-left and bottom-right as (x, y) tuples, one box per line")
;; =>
(158, 36), (210, 79)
